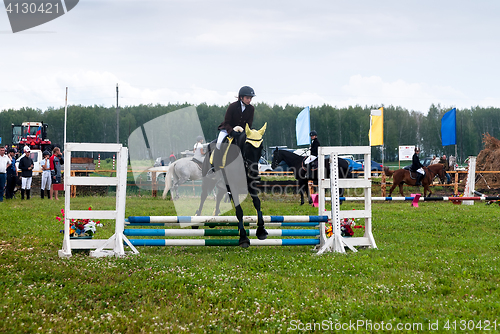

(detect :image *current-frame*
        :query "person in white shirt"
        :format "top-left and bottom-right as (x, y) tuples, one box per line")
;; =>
(40, 151), (52, 199)
(193, 136), (206, 164)
(0, 146), (12, 202)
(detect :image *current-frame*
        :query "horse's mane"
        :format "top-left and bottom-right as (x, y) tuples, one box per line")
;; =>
(276, 150), (305, 166)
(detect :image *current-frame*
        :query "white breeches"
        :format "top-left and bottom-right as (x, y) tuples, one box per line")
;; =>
(41, 171), (52, 190)
(304, 156), (317, 164)
(216, 130), (228, 150)
(21, 177), (32, 190)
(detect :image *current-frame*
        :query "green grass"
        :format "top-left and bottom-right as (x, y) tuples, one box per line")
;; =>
(1, 194), (499, 333)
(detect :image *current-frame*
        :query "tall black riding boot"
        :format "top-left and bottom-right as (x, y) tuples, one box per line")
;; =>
(26, 189), (31, 200)
(306, 163), (311, 179)
(46, 190), (50, 199)
(416, 174), (423, 186)
(21, 189), (25, 200)
(41, 190), (44, 199)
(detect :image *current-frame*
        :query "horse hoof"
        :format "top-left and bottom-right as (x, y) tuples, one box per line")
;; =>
(239, 237), (250, 248)
(191, 226), (199, 229)
(256, 226), (268, 240)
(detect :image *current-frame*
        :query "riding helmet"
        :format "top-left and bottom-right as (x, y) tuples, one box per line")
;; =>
(310, 130), (318, 137)
(196, 136), (203, 142)
(238, 86), (256, 98)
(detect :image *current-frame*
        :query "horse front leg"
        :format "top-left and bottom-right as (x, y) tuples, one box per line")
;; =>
(250, 187), (267, 240)
(298, 180), (306, 205)
(235, 203), (250, 248)
(424, 184), (431, 197)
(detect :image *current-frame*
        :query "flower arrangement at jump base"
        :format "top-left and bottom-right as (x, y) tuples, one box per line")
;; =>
(325, 217), (364, 237)
(57, 207), (103, 238)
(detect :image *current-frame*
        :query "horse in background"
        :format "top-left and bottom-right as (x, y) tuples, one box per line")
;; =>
(384, 163), (448, 197)
(149, 158), (203, 199)
(195, 123), (268, 248)
(271, 149), (351, 205)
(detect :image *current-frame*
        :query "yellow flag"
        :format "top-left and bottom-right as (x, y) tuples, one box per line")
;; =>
(369, 107), (383, 146)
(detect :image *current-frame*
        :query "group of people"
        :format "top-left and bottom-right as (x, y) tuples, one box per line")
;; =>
(0, 146), (63, 202)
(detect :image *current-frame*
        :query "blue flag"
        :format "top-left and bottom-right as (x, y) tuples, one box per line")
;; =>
(296, 107), (310, 146)
(441, 108), (456, 146)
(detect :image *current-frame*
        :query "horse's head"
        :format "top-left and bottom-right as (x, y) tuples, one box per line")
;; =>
(430, 163), (448, 184)
(243, 123), (266, 170)
(271, 148), (282, 169)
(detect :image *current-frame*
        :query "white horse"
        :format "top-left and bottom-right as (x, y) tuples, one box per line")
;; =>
(149, 157), (203, 199)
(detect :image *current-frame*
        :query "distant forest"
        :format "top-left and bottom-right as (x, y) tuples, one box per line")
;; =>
(1, 103), (499, 162)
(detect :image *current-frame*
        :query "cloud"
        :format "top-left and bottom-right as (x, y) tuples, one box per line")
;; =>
(328, 75), (469, 112)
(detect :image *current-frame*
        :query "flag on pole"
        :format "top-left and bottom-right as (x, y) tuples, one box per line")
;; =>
(369, 107), (383, 146)
(296, 106), (310, 146)
(35, 126), (42, 139)
(441, 108), (456, 146)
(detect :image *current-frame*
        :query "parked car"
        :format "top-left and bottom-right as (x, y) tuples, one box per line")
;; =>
(344, 158), (364, 172)
(258, 157), (273, 173)
(356, 159), (383, 171)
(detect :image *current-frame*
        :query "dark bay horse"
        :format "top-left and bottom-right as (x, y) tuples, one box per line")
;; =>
(195, 123), (268, 248)
(385, 163), (448, 197)
(271, 149), (351, 205)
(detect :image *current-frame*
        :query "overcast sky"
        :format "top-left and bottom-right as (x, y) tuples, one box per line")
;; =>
(1, 0), (499, 113)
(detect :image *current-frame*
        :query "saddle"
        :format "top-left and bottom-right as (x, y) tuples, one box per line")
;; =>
(192, 158), (203, 170)
(405, 166), (425, 180)
(205, 133), (247, 176)
(301, 158), (318, 172)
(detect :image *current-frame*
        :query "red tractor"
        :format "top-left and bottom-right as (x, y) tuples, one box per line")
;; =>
(11, 122), (52, 153)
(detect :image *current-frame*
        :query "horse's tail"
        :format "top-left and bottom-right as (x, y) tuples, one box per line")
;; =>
(162, 162), (175, 199)
(383, 166), (394, 177)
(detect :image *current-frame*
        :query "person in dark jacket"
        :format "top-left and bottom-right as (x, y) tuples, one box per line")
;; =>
(305, 130), (321, 178)
(18, 146), (34, 200)
(5, 148), (17, 199)
(216, 86), (256, 149)
(410, 147), (425, 186)
(211, 86), (256, 171)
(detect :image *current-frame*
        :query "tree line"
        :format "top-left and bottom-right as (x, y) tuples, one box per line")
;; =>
(1, 103), (498, 163)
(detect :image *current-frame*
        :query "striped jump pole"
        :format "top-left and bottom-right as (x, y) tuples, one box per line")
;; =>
(128, 239), (321, 247)
(128, 215), (328, 223)
(124, 228), (320, 237)
(124, 215), (328, 247)
(126, 222), (322, 227)
(336, 196), (500, 202)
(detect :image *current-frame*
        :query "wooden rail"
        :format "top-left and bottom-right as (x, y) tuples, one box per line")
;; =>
(63, 168), (499, 198)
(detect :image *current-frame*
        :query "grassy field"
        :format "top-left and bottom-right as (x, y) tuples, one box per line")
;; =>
(1, 193), (499, 333)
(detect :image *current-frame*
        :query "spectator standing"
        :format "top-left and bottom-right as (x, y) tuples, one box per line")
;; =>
(439, 155), (449, 171)
(5, 148), (17, 199)
(40, 151), (51, 199)
(169, 152), (176, 164)
(0, 146), (12, 202)
(50, 147), (63, 200)
(18, 146), (34, 200)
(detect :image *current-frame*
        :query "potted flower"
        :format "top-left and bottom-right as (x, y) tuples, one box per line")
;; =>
(57, 207), (103, 239)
